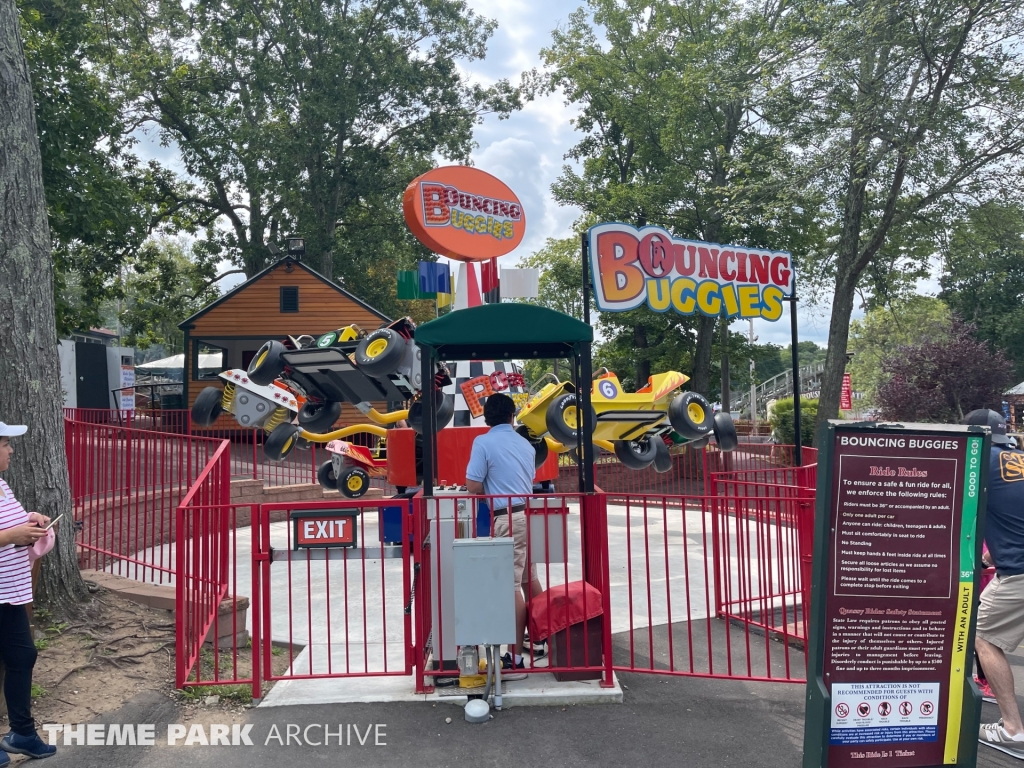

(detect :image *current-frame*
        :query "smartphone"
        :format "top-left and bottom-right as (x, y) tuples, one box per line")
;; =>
(43, 514), (64, 531)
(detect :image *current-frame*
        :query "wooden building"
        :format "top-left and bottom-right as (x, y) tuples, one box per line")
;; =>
(179, 257), (390, 426)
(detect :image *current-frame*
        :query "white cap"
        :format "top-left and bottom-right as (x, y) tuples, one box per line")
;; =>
(0, 423), (27, 437)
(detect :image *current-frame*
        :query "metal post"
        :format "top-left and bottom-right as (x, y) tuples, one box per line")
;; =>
(580, 233), (595, 493)
(787, 286), (802, 467)
(420, 347), (436, 496)
(720, 314), (730, 414)
(749, 319), (757, 429)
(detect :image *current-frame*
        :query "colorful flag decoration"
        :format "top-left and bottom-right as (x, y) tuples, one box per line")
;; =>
(481, 257), (500, 303)
(437, 275), (454, 308)
(397, 270), (436, 300)
(500, 268), (540, 299)
(418, 261), (451, 295)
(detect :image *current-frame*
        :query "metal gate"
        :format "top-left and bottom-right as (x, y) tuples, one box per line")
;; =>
(253, 499), (415, 685)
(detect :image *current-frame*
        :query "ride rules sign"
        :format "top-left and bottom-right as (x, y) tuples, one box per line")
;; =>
(803, 423), (988, 768)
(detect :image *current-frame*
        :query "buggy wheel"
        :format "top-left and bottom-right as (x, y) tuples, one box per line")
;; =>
(517, 425), (549, 468)
(354, 328), (406, 377)
(298, 400), (342, 433)
(248, 340), (287, 386)
(317, 460), (338, 490)
(613, 437), (659, 470)
(652, 436), (673, 473)
(408, 393), (454, 433)
(713, 411), (739, 451)
(668, 391), (714, 440)
(339, 466), (370, 498)
(545, 393), (595, 445)
(264, 423), (300, 461)
(191, 387), (224, 427)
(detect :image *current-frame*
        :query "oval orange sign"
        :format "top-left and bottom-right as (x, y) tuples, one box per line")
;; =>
(402, 166), (526, 262)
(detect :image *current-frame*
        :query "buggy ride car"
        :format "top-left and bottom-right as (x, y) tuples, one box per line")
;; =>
(190, 369), (303, 434)
(317, 438), (388, 498)
(516, 370), (737, 472)
(191, 317), (455, 460)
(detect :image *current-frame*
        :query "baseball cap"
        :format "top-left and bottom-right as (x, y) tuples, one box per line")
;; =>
(961, 409), (1009, 445)
(0, 423), (27, 438)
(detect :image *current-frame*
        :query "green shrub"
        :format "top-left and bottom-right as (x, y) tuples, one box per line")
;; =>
(769, 397), (819, 447)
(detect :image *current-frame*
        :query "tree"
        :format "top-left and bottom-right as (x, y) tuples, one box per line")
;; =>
(517, 236), (590, 383)
(847, 297), (953, 408)
(118, 239), (222, 354)
(875, 319), (1012, 422)
(940, 202), (1024, 380)
(543, 0), (822, 397)
(126, 0), (525, 280)
(779, 0), (1024, 432)
(769, 397), (820, 447)
(1, 0), (88, 612)
(17, 0), (164, 336)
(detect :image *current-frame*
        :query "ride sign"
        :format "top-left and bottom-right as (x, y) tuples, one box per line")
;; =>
(403, 166), (526, 262)
(803, 422), (988, 768)
(587, 223), (794, 320)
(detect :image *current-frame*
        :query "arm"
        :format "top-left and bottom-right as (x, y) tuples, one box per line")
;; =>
(465, 439), (487, 496)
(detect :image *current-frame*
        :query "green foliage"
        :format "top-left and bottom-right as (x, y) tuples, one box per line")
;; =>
(30, 683), (46, 699)
(847, 297), (953, 408)
(17, 0), (161, 335)
(940, 203), (1024, 381)
(768, 0), (1024, 421)
(118, 239), (222, 352)
(542, 0), (825, 395)
(127, 0), (527, 280)
(518, 236), (590, 385)
(769, 397), (820, 447)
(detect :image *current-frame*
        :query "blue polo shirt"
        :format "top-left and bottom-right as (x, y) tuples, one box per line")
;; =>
(465, 424), (535, 509)
(984, 445), (1024, 576)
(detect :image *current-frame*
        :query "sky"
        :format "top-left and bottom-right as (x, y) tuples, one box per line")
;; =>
(134, 0), (926, 350)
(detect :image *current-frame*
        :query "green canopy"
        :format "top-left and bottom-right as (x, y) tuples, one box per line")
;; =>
(414, 303), (593, 360)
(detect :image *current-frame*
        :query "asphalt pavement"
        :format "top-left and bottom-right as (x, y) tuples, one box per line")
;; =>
(38, 640), (1024, 768)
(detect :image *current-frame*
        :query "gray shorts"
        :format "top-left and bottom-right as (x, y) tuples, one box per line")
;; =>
(977, 573), (1024, 652)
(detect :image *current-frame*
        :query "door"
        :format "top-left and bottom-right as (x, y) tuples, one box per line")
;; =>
(75, 342), (109, 409)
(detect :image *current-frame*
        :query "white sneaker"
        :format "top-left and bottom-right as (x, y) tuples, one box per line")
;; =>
(979, 721), (1024, 759)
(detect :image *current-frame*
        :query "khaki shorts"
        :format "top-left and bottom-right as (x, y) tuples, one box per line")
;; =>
(977, 573), (1024, 652)
(492, 511), (527, 591)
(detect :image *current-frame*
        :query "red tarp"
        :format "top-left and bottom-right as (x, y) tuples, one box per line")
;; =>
(528, 580), (604, 642)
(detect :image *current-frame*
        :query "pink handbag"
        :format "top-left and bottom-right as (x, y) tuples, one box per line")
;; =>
(28, 529), (54, 563)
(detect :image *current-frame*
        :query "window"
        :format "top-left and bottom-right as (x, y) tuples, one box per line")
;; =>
(193, 343), (226, 381)
(280, 286), (299, 313)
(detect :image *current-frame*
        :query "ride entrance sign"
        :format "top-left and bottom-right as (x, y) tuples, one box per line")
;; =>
(803, 422), (988, 768)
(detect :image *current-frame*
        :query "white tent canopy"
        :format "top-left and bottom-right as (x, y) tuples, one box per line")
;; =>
(136, 353), (223, 371)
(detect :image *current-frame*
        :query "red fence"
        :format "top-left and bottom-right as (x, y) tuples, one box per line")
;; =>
(65, 408), (392, 493)
(65, 412), (820, 695)
(66, 417), (228, 583)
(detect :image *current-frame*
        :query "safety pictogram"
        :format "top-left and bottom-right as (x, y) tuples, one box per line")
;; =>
(835, 703), (850, 718)
(920, 701), (934, 716)
(878, 701), (892, 716)
(857, 702), (871, 717)
(899, 701), (913, 716)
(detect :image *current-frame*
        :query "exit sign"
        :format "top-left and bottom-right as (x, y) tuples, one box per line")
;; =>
(291, 511), (360, 549)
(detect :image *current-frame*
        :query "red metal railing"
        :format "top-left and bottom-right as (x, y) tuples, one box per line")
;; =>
(604, 492), (810, 682)
(256, 498), (414, 682)
(66, 417), (227, 583)
(64, 407), (393, 493)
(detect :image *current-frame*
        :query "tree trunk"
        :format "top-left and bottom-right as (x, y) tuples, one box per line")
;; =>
(817, 276), (857, 441)
(0, 0), (89, 614)
(689, 315), (717, 396)
(633, 324), (650, 388)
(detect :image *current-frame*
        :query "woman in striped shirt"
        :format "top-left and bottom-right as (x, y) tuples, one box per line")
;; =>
(0, 424), (56, 762)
